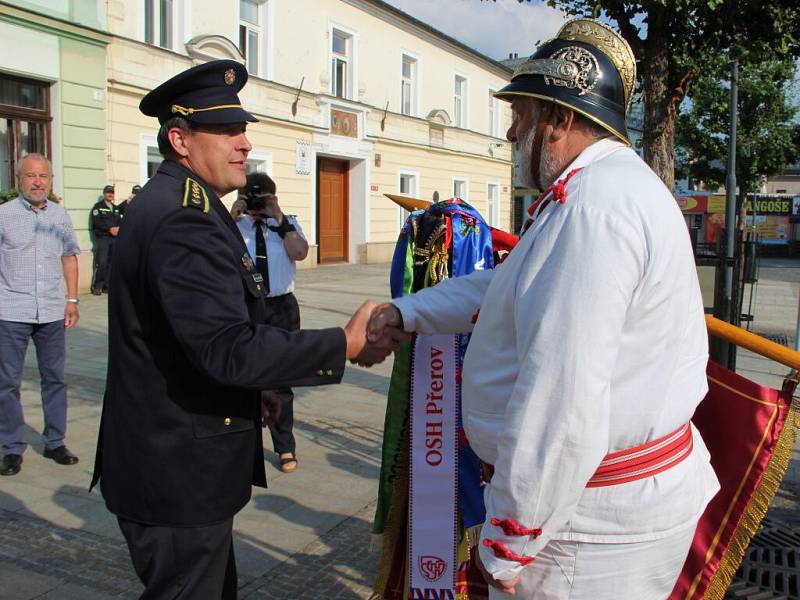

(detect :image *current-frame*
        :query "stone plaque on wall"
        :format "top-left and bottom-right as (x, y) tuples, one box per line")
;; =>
(331, 109), (358, 138)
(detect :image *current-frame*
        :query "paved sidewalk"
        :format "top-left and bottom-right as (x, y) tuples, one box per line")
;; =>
(0, 260), (798, 599)
(1, 264), (391, 600)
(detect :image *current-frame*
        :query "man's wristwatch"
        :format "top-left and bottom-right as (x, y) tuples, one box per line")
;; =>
(66, 298), (80, 305)
(271, 216), (297, 239)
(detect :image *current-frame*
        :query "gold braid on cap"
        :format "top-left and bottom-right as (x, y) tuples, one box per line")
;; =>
(171, 103), (244, 116)
(556, 18), (636, 109)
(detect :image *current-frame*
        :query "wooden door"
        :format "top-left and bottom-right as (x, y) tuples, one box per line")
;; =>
(317, 158), (349, 263)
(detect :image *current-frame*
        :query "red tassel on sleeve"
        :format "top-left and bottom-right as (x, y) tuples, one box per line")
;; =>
(482, 539), (536, 566)
(490, 518), (542, 538)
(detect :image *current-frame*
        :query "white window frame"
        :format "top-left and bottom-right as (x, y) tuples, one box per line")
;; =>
(140, 134), (161, 184)
(400, 50), (420, 118)
(453, 72), (469, 129)
(453, 176), (469, 201)
(245, 150), (273, 176)
(233, 150), (273, 205)
(397, 169), (420, 230)
(486, 181), (500, 227)
(182, 0), (193, 45)
(142, 0), (179, 50)
(329, 23), (358, 101)
(236, 0), (274, 80)
(488, 87), (500, 138)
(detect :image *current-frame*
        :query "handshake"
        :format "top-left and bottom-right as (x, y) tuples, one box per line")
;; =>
(343, 301), (410, 367)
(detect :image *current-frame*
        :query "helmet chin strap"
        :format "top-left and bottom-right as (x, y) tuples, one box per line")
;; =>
(530, 102), (553, 192)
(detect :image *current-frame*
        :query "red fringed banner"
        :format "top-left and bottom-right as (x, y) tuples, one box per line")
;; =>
(671, 361), (798, 600)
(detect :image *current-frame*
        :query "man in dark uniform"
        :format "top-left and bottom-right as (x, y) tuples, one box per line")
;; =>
(90, 184), (121, 295)
(91, 60), (393, 599)
(117, 184), (141, 217)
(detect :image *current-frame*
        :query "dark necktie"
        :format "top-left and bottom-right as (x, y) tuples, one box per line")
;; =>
(254, 220), (270, 295)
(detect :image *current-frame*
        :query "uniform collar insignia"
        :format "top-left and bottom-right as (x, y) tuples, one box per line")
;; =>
(182, 177), (209, 213)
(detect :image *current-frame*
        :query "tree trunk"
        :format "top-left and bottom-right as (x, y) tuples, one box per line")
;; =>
(641, 12), (676, 191)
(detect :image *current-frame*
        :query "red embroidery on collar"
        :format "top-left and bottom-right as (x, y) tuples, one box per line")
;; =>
(549, 167), (582, 204)
(482, 539), (536, 566)
(521, 167), (584, 235)
(490, 518), (542, 538)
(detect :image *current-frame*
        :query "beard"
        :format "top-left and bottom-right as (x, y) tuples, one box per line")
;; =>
(538, 142), (563, 191)
(516, 103), (565, 191)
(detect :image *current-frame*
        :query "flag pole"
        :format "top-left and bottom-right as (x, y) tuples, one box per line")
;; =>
(706, 315), (800, 371)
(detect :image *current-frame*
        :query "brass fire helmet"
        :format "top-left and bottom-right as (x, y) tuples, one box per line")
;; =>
(495, 19), (636, 145)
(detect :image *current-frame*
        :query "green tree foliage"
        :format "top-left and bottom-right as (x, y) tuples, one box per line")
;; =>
(675, 56), (800, 197)
(483, 0), (800, 190)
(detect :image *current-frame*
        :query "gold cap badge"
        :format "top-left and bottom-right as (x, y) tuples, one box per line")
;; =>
(224, 68), (236, 86)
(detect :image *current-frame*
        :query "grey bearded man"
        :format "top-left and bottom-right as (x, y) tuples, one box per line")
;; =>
(367, 19), (719, 599)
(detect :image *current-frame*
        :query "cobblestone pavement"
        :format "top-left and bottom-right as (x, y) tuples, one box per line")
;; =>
(0, 500), (378, 600)
(0, 264), (392, 600)
(0, 260), (798, 599)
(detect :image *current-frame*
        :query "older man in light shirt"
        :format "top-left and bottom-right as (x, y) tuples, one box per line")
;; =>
(367, 19), (719, 599)
(0, 153), (81, 476)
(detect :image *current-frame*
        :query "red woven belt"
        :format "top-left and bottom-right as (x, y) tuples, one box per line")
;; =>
(586, 423), (693, 488)
(479, 423), (693, 488)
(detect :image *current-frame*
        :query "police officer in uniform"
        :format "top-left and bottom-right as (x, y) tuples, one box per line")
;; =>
(90, 185), (121, 294)
(91, 60), (395, 599)
(117, 184), (141, 218)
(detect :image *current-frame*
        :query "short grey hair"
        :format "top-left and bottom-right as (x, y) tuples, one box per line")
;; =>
(156, 116), (194, 157)
(16, 153), (52, 178)
(574, 113), (614, 141)
(525, 97), (613, 141)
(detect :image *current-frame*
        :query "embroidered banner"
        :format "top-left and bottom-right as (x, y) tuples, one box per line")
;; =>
(409, 334), (459, 599)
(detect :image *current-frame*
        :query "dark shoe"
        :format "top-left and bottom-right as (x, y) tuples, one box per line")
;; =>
(91, 288), (102, 296)
(1, 454), (22, 476)
(43, 446), (79, 465)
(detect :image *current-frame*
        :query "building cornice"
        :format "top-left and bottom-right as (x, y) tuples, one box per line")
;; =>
(340, 0), (513, 80)
(374, 135), (512, 165)
(0, 2), (110, 46)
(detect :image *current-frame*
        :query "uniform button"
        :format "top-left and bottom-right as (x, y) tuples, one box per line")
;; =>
(224, 418), (231, 426)
(326, 369), (334, 376)
(316, 369), (324, 376)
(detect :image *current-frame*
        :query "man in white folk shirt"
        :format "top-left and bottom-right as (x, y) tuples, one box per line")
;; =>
(367, 19), (719, 599)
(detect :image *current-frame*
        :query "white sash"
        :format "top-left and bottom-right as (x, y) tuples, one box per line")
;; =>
(409, 334), (459, 599)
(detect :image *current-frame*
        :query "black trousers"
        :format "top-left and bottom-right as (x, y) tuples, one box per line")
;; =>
(264, 293), (300, 454)
(118, 517), (237, 600)
(92, 236), (114, 292)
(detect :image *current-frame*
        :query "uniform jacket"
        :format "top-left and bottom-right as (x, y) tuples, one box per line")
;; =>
(393, 139), (720, 579)
(91, 160), (346, 526)
(90, 200), (121, 238)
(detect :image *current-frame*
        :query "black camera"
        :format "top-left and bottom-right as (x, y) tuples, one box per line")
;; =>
(244, 185), (267, 211)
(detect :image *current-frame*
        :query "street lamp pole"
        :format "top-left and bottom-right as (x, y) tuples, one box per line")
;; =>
(722, 60), (739, 369)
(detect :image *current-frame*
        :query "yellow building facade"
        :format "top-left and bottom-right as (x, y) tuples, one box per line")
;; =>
(106, 0), (513, 267)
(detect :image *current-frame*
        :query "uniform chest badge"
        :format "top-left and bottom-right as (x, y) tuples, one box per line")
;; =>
(242, 254), (253, 270)
(252, 273), (263, 283)
(92, 209), (98, 216)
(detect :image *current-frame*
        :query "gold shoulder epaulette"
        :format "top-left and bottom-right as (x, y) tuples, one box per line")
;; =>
(182, 177), (209, 213)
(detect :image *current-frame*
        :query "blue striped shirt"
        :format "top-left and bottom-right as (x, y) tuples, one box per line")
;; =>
(0, 196), (81, 323)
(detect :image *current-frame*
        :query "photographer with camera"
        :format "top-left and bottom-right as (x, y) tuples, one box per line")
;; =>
(233, 172), (307, 473)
